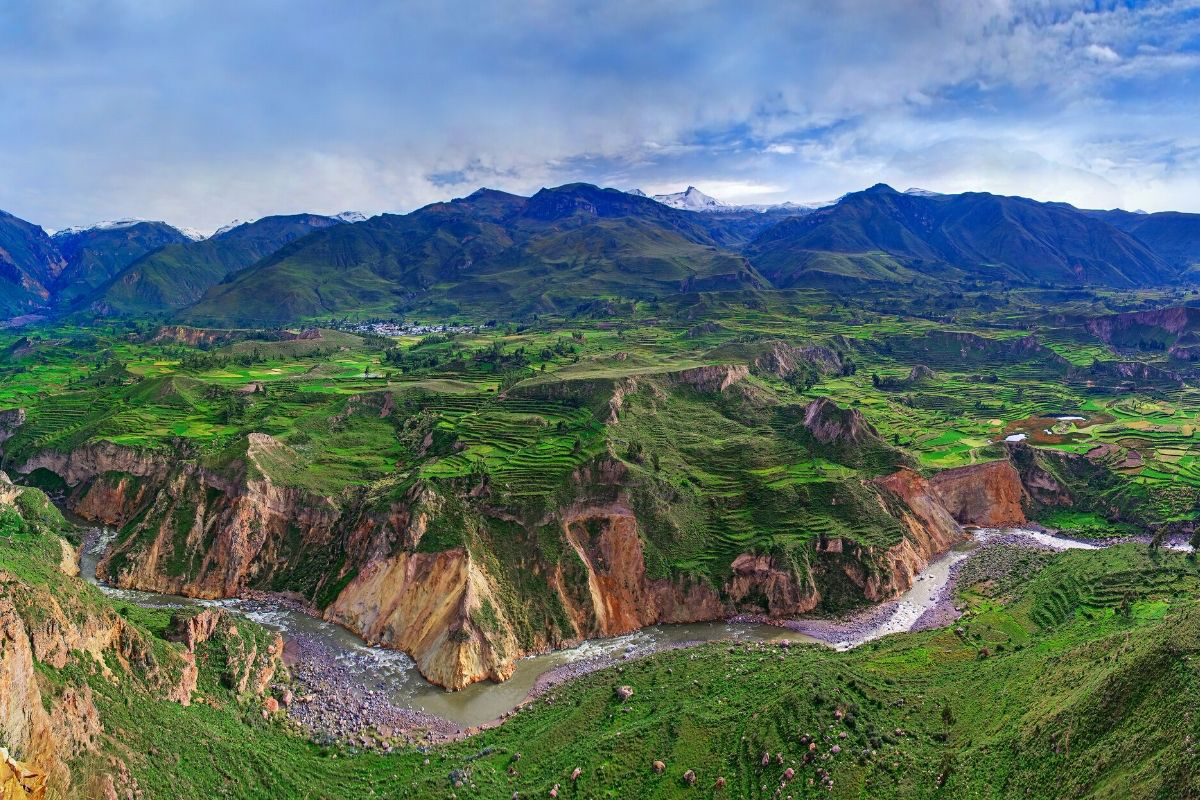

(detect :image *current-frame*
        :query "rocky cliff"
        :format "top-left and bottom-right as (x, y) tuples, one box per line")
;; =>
(6, 365), (1010, 691)
(0, 480), (284, 798)
(929, 460), (1030, 526)
(13, 424), (980, 690)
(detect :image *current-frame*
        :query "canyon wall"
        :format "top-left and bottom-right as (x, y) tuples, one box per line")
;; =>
(0, 482), (284, 798)
(17, 430), (975, 689)
(929, 460), (1030, 526)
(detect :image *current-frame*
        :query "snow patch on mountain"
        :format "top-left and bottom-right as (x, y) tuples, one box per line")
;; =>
(212, 219), (251, 238)
(52, 218), (208, 242)
(653, 186), (727, 211)
(903, 187), (944, 198)
(52, 219), (147, 237)
(334, 211), (369, 223)
(641, 186), (833, 214)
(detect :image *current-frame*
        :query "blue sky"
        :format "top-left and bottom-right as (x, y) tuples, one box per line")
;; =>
(1, 0), (1198, 232)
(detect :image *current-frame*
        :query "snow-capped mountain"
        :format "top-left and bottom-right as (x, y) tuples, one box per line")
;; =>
(177, 227), (207, 241)
(51, 218), (208, 241)
(52, 219), (151, 237)
(333, 211), (369, 223)
(638, 186), (833, 214)
(624, 188), (648, 197)
(903, 187), (944, 198)
(212, 219), (250, 238)
(652, 186), (728, 211)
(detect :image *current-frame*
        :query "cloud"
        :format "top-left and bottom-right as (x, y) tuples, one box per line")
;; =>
(0, 0), (1197, 229)
(1084, 43), (1121, 63)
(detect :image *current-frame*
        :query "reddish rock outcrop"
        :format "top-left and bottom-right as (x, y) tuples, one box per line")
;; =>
(1085, 306), (1200, 343)
(873, 468), (967, 593)
(929, 460), (1028, 526)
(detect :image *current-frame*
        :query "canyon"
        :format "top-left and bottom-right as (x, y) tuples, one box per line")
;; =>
(7, 416), (1076, 691)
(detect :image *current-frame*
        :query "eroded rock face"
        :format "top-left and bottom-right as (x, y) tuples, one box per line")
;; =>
(19, 442), (174, 489)
(28, 437), (973, 690)
(750, 341), (844, 378)
(802, 398), (879, 446)
(1085, 306), (1200, 343)
(0, 408), (26, 447)
(873, 469), (967, 597)
(929, 460), (1029, 527)
(0, 596), (59, 790)
(324, 549), (519, 690)
(16, 362), (985, 694)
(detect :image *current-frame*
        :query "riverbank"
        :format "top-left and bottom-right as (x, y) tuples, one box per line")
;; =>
(77, 520), (1190, 751)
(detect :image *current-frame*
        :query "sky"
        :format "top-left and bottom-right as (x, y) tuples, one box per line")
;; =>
(1, 0), (1198, 233)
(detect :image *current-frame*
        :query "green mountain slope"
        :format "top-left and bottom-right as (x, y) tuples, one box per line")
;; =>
(87, 213), (343, 315)
(50, 221), (192, 306)
(749, 185), (1174, 289)
(1085, 208), (1200, 274)
(0, 210), (64, 317)
(181, 184), (766, 324)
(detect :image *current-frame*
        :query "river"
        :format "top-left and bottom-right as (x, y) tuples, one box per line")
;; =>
(77, 523), (1191, 730)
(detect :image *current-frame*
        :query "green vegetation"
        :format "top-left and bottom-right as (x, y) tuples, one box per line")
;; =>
(9, 275), (1200, 797)
(7, 483), (1199, 799)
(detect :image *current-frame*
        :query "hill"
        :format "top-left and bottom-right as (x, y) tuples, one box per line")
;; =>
(0, 210), (64, 317)
(1084, 208), (1200, 275)
(748, 184), (1174, 289)
(50, 220), (193, 306)
(181, 184), (767, 325)
(85, 213), (344, 315)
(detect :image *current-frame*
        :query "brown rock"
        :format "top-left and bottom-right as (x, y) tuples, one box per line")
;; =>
(928, 460), (1028, 526)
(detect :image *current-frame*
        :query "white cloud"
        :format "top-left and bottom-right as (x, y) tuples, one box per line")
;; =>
(1084, 43), (1121, 63)
(0, 0), (1197, 227)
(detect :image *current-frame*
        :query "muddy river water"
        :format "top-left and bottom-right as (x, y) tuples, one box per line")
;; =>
(77, 524), (1188, 729)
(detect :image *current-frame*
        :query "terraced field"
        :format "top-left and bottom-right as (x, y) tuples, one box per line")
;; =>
(6, 288), (1200, 799)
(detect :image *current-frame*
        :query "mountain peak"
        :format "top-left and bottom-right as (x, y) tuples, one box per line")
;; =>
(653, 186), (728, 211)
(212, 219), (251, 238)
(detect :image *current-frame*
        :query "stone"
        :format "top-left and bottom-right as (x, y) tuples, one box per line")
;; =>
(652, 760), (665, 774)
(615, 685), (634, 701)
(682, 770), (696, 786)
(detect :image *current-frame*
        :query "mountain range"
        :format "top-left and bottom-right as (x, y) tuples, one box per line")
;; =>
(2, 182), (1199, 324)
